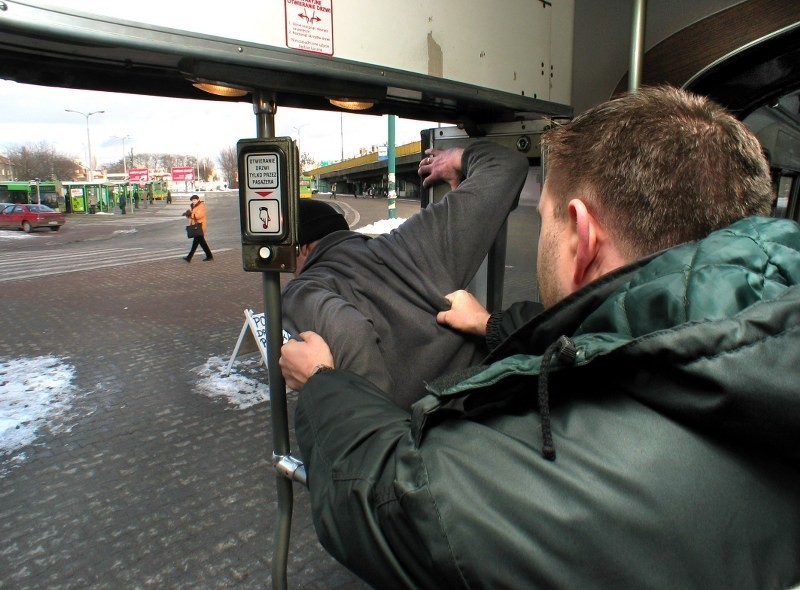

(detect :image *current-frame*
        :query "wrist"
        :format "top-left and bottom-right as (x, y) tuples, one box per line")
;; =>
(309, 364), (334, 378)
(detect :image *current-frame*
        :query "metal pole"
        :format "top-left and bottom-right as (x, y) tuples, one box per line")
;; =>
(339, 112), (344, 161)
(253, 91), (293, 590)
(387, 115), (396, 219)
(628, 0), (647, 93)
(65, 109), (104, 182)
(122, 136), (128, 175)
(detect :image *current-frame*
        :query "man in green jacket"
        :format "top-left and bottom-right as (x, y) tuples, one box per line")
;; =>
(280, 86), (800, 589)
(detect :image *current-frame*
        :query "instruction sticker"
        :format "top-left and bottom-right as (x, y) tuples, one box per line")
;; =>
(246, 153), (283, 236)
(285, 0), (334, 56)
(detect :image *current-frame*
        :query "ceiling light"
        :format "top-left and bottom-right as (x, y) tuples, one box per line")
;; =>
(328, 97), (375, 110)
(192, 82), (249, 97)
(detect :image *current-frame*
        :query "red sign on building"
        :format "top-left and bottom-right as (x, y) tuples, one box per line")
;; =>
(128, 168), (149, 183)
(171, 166), (195, 181)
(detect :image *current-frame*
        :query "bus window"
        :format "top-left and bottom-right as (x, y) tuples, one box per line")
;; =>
(773, 174), (798, 220)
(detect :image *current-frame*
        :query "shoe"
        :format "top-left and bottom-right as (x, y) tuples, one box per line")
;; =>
(183, 256), (191, 262)
(202, 256), (214, 261)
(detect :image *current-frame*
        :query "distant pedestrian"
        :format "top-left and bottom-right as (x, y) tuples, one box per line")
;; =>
(330, 182), (337, 200)
(166, 190), (172, 204)
(183, 194), (213, 262)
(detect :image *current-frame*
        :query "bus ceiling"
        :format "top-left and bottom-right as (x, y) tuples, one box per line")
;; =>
(609, 0), (800, 121)
(0, 0), (798, 131)
(0, 0), (573, 131)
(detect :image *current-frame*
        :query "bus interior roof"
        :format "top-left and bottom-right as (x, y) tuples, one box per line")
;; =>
(0, 1), (798, 135)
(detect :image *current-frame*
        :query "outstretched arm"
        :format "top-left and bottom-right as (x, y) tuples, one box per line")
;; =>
(376, 141), (530, 293)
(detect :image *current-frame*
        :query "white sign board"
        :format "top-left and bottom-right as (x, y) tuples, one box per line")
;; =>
(245, 153), (284, 237)
(285, 0), (334, 55)
(43, 0), (572, 104)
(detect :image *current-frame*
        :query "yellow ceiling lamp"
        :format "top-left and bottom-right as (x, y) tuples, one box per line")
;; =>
(192, 81), (249, 97)
(328, 97), (375, 110)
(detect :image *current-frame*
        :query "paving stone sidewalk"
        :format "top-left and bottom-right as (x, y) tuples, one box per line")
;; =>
(0, 249), (369, 589)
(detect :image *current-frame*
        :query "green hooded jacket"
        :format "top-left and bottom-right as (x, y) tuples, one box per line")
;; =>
(296, 216), (800, 589)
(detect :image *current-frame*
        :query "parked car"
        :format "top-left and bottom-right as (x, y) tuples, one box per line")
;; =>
(0, 202), (12, 212)
(0, 203), (66, 232)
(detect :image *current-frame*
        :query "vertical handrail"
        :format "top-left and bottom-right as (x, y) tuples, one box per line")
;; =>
(629, 0), (647, 93)
(253, 92), (293, 590)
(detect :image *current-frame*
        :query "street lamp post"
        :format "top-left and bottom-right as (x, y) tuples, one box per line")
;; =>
(292, 123), (309, 145)
(112, 135), (131, 175)
(65, 109), (105, 182)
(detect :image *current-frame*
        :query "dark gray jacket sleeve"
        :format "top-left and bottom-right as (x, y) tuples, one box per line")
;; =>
(371, 140), (530, 294)
(281, 278), (393, 394)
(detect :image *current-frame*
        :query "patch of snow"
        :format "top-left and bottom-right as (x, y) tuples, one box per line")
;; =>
(355, 217), (407, 235)
(0, 355), (78, 456)
(191, 355), (270, 409)
(0, 352), (272, 475)
(0, 231), (34, 240)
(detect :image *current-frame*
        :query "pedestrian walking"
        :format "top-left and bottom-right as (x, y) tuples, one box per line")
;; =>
(182, 194), (213, 262)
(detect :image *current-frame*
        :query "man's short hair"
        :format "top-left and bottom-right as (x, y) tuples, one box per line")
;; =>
(298, 199), (349, 245)
(541, 85), (774, 259)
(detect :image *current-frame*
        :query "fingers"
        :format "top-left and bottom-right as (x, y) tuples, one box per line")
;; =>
(442, 290), (463, 305)
(418, 149), (437, 181)
(279, 331), (334, 391)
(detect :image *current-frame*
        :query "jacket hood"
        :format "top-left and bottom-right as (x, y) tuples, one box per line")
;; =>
(440, 217), (800, 460)
(588, 216), (800, 460)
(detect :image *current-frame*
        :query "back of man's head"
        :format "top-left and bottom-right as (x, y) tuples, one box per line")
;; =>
(542, 85), (774, 260)
(298, 199), (349, 246)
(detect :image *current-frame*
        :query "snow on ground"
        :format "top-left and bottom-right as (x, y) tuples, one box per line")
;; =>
(191, 354), (270, 409)
(355, 217), (406, 235)
(1, 353), (271, 471)
(0, 231), (34, 240)
(0, 355), (78, 456)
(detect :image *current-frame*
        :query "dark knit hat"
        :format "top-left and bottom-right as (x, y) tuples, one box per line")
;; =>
(297, 199), (349, 245)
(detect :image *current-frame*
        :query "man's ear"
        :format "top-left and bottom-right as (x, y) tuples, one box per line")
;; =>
(568, 198), (601, 288)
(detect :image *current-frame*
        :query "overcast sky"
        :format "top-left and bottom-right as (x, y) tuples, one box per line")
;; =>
(0, 80), (440, 169)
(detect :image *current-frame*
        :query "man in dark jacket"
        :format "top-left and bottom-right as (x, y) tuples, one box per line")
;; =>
(280, 86), (800, 589)
(282, 141), (529, 410)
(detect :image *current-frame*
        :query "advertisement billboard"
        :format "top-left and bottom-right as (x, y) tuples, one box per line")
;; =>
(128, 168), (149, 183)
(171, 166), (195, 181)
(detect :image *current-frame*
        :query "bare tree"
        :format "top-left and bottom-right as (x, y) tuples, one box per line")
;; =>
(300, 151), (316, 173)
(217, 146), (238, 189)
(5, 142), (79, 180)
(197, 157), (216, 182)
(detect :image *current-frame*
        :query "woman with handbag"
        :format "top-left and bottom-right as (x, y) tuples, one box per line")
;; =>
(183, 194), (214, 262)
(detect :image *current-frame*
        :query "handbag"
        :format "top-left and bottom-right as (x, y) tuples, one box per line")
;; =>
(186, 223), (203, 238)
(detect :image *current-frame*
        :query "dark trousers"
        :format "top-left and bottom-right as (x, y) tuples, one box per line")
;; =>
(187, 235), (213, 260)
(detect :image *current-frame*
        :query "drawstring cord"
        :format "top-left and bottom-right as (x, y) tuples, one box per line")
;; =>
(537, 336), (577, 461)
